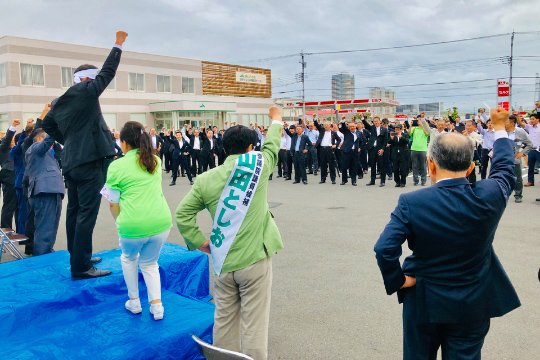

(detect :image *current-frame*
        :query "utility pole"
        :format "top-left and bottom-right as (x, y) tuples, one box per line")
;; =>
(509, 31), (514, 111)
(534, 73), (540, 102)
(300, 51), (306, 122)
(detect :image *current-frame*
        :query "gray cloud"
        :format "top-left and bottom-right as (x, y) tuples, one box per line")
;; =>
(1, 0), (539, 112)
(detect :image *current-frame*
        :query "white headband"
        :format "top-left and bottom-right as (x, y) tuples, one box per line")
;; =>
(73, 69), (99, 84)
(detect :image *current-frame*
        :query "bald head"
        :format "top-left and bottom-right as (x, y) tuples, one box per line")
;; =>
(428, 133), (474, 172)
(323, 121), (331, 131)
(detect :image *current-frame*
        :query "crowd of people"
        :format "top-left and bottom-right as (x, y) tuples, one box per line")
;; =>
(0, 30), (538, 360)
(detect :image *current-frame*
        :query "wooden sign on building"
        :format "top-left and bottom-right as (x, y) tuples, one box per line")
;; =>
(201, 61), (272, 98)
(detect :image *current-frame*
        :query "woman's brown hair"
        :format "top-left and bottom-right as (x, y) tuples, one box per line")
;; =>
(119, 121), (157, 174)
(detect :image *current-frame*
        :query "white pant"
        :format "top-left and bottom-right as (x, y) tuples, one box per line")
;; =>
(119, 229), (170, 303)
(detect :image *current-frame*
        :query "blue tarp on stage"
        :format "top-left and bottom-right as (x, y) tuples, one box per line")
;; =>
(0, 243), (214, 360)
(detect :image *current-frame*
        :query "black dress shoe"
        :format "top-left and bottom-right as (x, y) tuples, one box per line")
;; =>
(332, 180), (336, 185)
(340, 181), (347, 185)
(307, 171), (314, 174)
(190, 181), (194, 185)
(352, 182), (357, 186)
(181, 174), (186, 177)
(169, 181), (176, 186)
(285, 178), (291, 181)
(293, 181), (300, 184)
(395, 183), (401, 187)
(303, 180), (308, 185)
(90, 257), (102, 265)
(379, 183), (385, 187)
(72, 267), (112, 281)
(400, 184), (406, 187)
(319, 180), (326, 184)
(314, 172), (318, 176)
(366, 182), (375, 186)
(165, 170), (170, 174)
(277, 175), (282, 178)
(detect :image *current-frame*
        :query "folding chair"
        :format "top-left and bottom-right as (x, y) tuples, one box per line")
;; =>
(0, 228), (28, 262)
(191, 335), (254, 360)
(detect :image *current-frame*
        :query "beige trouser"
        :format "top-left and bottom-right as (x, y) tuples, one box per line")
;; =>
(213, 256), (273, 360)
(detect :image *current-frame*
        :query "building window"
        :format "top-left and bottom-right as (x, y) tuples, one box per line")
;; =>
(157, 75), (171, 93)
(182, 77), (195, 94)
(102, 113), (118, 130)
(20, 63), (45, 86)
(0, 63), (6, 87)
(0, 113), (9, 131)
(61, 67), (76, 88)
(130, 113), (147, 126)
(129, 73), (145, 92)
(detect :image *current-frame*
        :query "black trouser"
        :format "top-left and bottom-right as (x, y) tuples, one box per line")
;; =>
(307, 146), (318, 173)
(277, 149), (288, 176)
(384, 147), (393, 178)
(286, 150), (293, 179)
(360, 145), (368, 171)
(341, 150), (357, 183)
(292, 152), (307, 182)
(172, 156), (192, 182)
(480, 148), (492, 180)
(319, 146), (336, 181)
(181, 154), (191, 176)
(368, 148), (386, 183)
(192, 149), (201, 174)
(393, 152), (409, 185)
(23, 184), (35, 253)
(218, 150), (225, 166)
(403, 288), (490, 360)
(64, 160), (104, 274)
(335, 148), (342, 170)
(0, 171), (17, 229)
(29, 193), (62, 256)
(164, 152), (173, 172)
(199, 154), (215, 173)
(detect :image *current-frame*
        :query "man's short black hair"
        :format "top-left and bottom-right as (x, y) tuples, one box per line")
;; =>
(530, 113), (539, 120)
(74, 64), (98, 73)
(509, 114), (518, 124)
(381, 118), (389, 124)
(34, 129), (47, 142)
(223, 125), (258, 155)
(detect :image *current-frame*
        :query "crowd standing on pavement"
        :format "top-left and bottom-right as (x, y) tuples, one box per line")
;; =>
(1, 30), (538, 360)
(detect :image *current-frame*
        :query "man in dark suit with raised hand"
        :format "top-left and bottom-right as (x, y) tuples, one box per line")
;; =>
(338, 119), (363, 186)
(363, 116), (389, 187)
(42, 31), (128, 280)
(374, 107), (520, 360)
(388, 124), (410, 187)
(169, 130), (193, 186)
(284, 123), (312, 184)
(313, 118), (340, 184)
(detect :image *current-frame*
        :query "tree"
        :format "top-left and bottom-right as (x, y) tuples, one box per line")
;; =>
(446, 107), (459, 119)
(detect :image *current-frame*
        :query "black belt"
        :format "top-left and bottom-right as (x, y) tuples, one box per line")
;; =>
(321, 146), (332, 148)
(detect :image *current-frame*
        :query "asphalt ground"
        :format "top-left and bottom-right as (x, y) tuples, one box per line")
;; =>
(2, 165), (540, 359)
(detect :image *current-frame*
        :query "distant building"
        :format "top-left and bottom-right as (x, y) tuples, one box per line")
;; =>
(395, 102), (444, 118)
(369, 87), (396, 116)
(332, 73), (355, 100)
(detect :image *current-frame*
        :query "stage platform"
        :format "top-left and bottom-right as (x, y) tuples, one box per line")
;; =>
(0, 243), (214, 359)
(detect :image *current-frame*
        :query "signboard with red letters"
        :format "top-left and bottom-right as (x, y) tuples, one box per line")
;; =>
(497, 79), (510, 111)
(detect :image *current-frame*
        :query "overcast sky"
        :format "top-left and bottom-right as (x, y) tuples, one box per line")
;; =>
(2, 0), (540, 112)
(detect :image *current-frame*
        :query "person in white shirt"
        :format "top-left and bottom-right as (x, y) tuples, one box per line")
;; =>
(463, 120), (483, 183)
(478, 108), (490, 123)
(276, 129), (288, 178)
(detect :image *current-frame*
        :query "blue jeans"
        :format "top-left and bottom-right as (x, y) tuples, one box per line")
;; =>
(527, 149), (540, 184)
(15, 188), (27, 236)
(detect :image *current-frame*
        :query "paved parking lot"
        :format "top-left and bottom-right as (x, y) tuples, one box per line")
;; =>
(2, 167), (540, 359)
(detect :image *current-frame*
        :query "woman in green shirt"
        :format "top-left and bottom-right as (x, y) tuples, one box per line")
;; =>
(103, 121), (172, 321)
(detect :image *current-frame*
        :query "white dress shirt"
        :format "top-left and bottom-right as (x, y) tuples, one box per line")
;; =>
(193, 137), (200, 150)
(321, 131), (333, 146)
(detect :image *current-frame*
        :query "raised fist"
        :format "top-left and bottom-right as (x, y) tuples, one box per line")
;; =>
(268, 106), (282, 120)
(26, 118), (35, 125)
(490, 107), (509, 130)
(12, 119), (21, 127)
(115, 31), (128, 46)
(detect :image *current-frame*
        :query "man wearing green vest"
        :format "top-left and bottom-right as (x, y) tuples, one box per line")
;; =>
(176, 106), (284, 360)
(409, 112), (430, 186)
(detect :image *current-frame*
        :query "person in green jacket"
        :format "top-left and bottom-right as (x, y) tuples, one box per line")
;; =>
(176, 106), (284, 360)
(104, 121), (172, 321)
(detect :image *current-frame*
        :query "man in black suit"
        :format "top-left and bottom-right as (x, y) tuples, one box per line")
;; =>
(356, 120), (370, 177)
(199, 127), (217, 173)
(184, 127), (202, 174)
(388, 124), (410, 187)
(149, 128), (163, 158)
(362, 116), (389, 187)
(212, 126), (225, 166)
(162, 129), (174, 173)
(374, 107), (520, 360)
(284, 123), (312, 184)
(338, 119), (363, 186)
(0, 121), (19, 230)
(41, 31), (128, 280)
(169, 130), (193, 186)
(313, 118), (340, 184)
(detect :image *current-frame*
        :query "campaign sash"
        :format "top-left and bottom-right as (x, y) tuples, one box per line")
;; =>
(210, 151), (265, 275)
